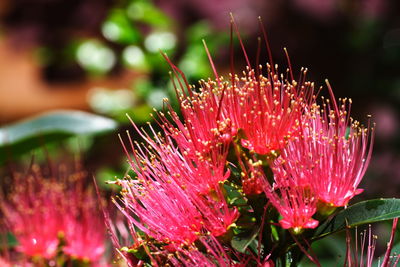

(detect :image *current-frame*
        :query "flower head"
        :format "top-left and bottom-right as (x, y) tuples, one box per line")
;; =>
(117, 129), (238, 249)
(1, 167), (63, 259)
(272, 92), (374, 207)
(63, 187), (106, 262)
(263, 174), (318, 231)
(156, 58), (234, 162)
(1, 164), (107, 264)
(226, 68), (314, 156)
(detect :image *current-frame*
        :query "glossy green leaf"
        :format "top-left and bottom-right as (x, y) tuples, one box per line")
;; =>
(0, 110), (117, 164)
(314, 198), (400, 240)
(231, 226), (260, 253)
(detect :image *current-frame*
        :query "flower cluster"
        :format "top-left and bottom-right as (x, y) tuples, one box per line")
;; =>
(1, 164), (107, 266)
(111, 22), (376, 265)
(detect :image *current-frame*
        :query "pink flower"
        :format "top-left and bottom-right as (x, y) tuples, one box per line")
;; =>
(126, 121), (230, 195)
(115, 176), (204, 249)
(171, 235), (249, 267)
(226, 69), (314, 156)
(0, 257), (11, 267)
(157, 65), (234, 161)
(1, 165), (107, 264)
(116, 125), (238, 249)
(1, 170), (63, 259)
(62, 186), (106, 262)
(263, 173), (318, 231)
(273, 95), (374, 207)
(345, 219), (399, 266)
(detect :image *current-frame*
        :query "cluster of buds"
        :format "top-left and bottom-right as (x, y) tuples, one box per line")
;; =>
(0, 164), (107, 266)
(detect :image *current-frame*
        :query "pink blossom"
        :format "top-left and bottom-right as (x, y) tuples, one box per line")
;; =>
(157, 66), (234, 162)
(273, 95), (374, 207)
(1, 166), (107, 264)
(126, 120), (230, 195)
(171, 235), (249, 267)
(1, 170), (63, 259)
(345, 219), (399, 266)
(0, 257), (11, 267)
(226, 69), (314, 156)
(116, 124), (238, 249)
(263, 173), (318, 231)
(63, 187), (106, 262)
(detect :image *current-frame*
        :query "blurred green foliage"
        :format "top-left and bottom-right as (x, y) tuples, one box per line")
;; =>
(61, 0), (230, 124)
(0, 111), (117, 164)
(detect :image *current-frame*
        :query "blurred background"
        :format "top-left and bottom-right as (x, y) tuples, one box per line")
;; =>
(0, 0), (399, 264)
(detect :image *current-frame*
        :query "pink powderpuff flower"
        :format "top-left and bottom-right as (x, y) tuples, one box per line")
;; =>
(226, 68), (315, 156)
(114, 176), (204, 250)
(126, 119), (230, 195)
(103, 212), (142, 267)
(263, 175), (319, 232)
(272, 90), (374, 207)
(157, 55), (235, 162)
(1, 167), (64, 259)
(62, 186), (106, 262)
(116, 129), (238, 250)
(1, 164), (107, 264)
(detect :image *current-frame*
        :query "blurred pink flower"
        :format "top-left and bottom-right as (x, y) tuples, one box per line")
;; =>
(1, 165), (107, 264)
(1, 170), (63, 259)
(0, 257), (11, 267)
(371, 105), (398, 141)
(63, 188), (106, 262)
(361, 0), (387, 19)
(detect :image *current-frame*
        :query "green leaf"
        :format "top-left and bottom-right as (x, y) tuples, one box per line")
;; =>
(314, 198), (400, 240)
(127, 0), (172, 28)
(102, 9), (141, 44)
(75, 39), (116, 75)
(231, 226), (260, 253)
(0, 232), (18, 249)
(0, 110), (117, 164)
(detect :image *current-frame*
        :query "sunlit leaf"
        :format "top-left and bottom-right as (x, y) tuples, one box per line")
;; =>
(314, 198), (400, 240)
(102, 9), (141, 44)
(76, 39), (116, 75)
(127, 0), (172, 28)
(0, 110), (117, 164)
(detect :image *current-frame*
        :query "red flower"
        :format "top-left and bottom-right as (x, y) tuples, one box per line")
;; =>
(226, 69), (314, 156)
(272, 94), (374, 207)
(63, 186), (106, 262)
(1, 170), (63, 259)
(1, 166), (106, 263)
(263, 174), (318, 231)
(117, 127), (238, 249)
